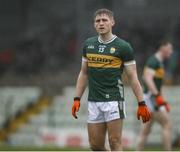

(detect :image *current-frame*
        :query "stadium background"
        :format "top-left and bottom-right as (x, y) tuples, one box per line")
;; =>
(0, 0), (179, 150)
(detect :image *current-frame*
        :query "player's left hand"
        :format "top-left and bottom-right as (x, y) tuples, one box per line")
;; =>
(137, 101), (151, 123)
(72, 97), (80, 119)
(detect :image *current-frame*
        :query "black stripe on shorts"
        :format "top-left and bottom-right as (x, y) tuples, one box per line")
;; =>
(117, 101), (125, 119)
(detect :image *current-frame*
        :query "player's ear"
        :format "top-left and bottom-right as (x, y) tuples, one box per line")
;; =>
(94, 18), (97, 28)
(111, 18), (115, 26)
(94, 22), (96, 29)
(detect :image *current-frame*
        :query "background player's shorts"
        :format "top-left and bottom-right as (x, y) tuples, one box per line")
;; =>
(87, 101), (126, 123)
(144, 93), (167, 112)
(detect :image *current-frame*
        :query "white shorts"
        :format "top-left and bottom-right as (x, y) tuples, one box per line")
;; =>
(87, 101), (126, 123)
(144, 93), (167, 112)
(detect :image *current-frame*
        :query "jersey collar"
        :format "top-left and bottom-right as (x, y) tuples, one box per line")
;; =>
(155, 52), (163, 62)
(98, 35), (117, 44)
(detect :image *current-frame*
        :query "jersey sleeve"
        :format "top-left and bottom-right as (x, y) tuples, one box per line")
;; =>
(145, 58), (158, 70)
(121, 43), (136, 66)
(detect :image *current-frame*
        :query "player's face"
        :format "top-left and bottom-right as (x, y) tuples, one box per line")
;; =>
(161, 43), (173, 59)
(94, 14), (115, 35)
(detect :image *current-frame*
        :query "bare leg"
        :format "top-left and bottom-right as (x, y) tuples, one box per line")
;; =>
(107, 119), (123, 151)
(136, 119), (153, 151)
(154, 110), (172, 151)
(88, 122), (108, 151)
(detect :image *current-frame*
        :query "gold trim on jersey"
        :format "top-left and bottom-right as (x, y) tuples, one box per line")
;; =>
(143, 67), (165, 79)
(87, 53), (122, 68)
(155, 68), (165, 78)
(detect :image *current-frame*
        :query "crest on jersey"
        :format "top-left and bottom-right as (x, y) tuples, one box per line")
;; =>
(110, 47), (116, 54)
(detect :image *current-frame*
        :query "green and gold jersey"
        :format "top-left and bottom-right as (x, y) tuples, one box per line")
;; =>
(143, 55), (165, 93)
(82, 35), (135, 102)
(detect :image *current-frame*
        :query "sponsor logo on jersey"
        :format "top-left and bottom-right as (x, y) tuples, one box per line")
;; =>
(88, 56), (113, 63)
(88, 45), (94, 49)
(110, 47), (116, 54)
(87, 53), (122, 68)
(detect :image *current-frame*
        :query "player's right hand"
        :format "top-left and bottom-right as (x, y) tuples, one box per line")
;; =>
(137, 101), (151, 123)
(72, 97), (80, 119)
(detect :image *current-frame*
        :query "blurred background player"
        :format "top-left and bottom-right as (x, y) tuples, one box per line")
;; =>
(136, 40), (173, 151)
(71, 8), (151, 151)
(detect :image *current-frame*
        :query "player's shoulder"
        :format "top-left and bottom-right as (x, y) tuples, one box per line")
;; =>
(146, 55), (159, 68)
(114, 37), (133, 54)
(84, 36), (98, 44)
(114, 37), (131, 47)
(147, 55), (158, 63)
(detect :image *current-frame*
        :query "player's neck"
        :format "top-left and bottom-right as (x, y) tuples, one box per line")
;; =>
(99, 32), (114, 43)
(155, 51), (164, 62)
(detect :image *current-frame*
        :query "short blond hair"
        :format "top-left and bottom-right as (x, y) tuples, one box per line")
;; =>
(94, 8), (114, 19)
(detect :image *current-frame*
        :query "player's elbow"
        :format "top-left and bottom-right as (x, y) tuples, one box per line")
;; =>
(79, 70), (88, 79)
(80, 68), (88, 76)
(128, 74), (139, 85)
(144, 74), (153, 85)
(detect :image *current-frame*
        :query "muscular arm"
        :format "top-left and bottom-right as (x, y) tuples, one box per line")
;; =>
(124, 64), (144, 102)
(75, 59), (88, 98)
(143, 67), (159, 95)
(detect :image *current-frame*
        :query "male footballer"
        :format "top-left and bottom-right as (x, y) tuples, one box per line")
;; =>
(72, 9), (151, 151)
(136, 40), (173, 151)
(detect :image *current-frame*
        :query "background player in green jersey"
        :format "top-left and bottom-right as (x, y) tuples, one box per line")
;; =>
(137, 40), (173, 151)
(71, 8), (151, 151)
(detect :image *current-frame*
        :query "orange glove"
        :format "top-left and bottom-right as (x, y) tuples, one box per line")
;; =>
(155, 95), (170, 112)
(137, 101), (151, 123)
(72, 97), (80, 119)
(155, 95), (166, 105)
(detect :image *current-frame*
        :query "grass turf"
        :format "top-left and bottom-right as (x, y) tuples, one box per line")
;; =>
(0, 146), (180, 151)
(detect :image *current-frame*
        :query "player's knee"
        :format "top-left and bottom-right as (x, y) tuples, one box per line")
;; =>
(89, 140), (105, 151)
(141, 126), (152, 136)
(143, 128), (151, 136)
(109, 136), (122, 150)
